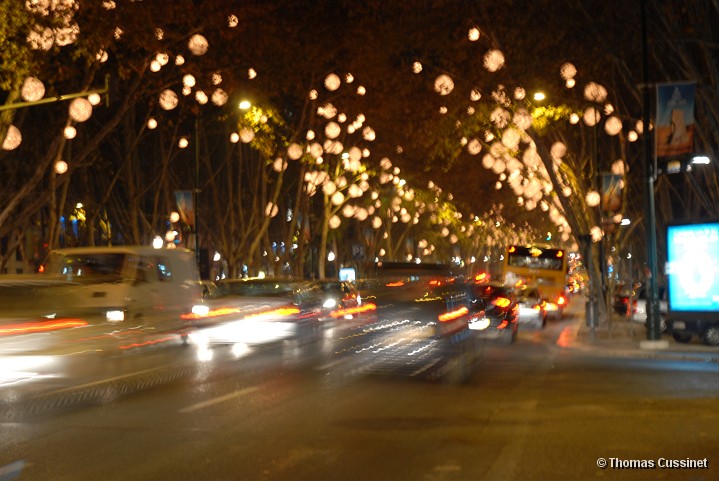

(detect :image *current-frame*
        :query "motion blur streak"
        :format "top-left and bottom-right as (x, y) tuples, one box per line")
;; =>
(438, 306), (469, 322)
(119, 336), (176, 350)
(330, 303), (377, 318)
(0, 319), (88, 336)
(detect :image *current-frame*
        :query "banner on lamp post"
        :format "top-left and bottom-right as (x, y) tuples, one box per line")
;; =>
(600, 173), (624, 215)
(174, 190), (195, 230)
(655, 81), (696, 161)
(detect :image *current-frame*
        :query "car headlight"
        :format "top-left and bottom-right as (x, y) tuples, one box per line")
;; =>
(323, 298), (337, 309)
(106, 310), (125, 322)
(469, 317), (491, 331)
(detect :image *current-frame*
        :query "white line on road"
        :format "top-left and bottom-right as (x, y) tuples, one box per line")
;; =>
(179, 386), (260, 413)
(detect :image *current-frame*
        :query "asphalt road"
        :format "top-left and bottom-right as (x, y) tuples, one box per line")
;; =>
(2, 299), (719, 481)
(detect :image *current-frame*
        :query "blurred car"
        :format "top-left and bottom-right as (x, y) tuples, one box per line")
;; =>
(465, 281), (519, 345)
(341, 262), (477, 384)
(468, 282), (520, 343)
(514, 284), (547, 329)
(185, 277), (376, 361)
(631, 285), (668, 331)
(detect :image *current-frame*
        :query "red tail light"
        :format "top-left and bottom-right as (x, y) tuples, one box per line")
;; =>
(330, 303), (377, 318)
(557, 296), (566, 306)
(438, 306), (468, 322)
(0, 318), (88, 336)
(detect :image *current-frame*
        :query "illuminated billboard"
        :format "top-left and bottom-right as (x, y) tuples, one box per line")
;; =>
(666, 221), (719, 313)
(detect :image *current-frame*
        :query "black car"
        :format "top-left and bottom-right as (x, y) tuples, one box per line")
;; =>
(465, 281), (519, 345)
(339, 262), (478, 384)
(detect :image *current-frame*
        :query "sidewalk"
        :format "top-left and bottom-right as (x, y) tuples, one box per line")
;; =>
(561, 301), (719, 363)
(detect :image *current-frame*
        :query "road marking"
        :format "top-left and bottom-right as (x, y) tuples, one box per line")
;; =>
(179, 386), (260, 413)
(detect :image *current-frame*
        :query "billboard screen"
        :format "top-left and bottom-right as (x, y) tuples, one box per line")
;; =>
(666, 221), (719, 313)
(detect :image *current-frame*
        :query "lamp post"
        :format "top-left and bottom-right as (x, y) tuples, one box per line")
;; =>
(641, 0), (665, 345)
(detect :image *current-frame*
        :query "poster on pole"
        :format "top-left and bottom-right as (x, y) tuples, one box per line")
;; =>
(600, 173), (624, 215)
(174, 190), (195, 230)
(655, 81), (696, 160)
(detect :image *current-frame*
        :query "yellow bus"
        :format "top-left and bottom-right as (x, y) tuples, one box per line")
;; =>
(503, 245), (569, 319)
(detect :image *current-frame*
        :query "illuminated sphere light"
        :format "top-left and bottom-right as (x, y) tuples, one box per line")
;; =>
(175, 55), (185, 66)
(265, 202), (279, 218)
(325, 122), (341, 139)
(88, 93), (101, 106)
(566, 79), (576, 88)
(230, 132), (239, 143)
(64, 126), (77, 139)
(491, 159), (506, 174)
(178, 137), (189, 149)
(583, 107), (600, 127)
(272, 158), (287, 172)
(412, 62), (423, 74)
(562, 186), (572, 197)
(248, 68), (257, 79)
(156, 52), (169, 66)
(211, 88), (228, 106)
(611, 160), (626, 175)
(362, 126), (376, 141)
(54, 160), (68, 174)
(183, 74), (196, 88)
(21, 77), (45, 102)
(502, 128), (521, 150)
(342, 204), (356, 218)
(324, 73), (341, 91)
(550, 142), (567, 159)
(182, 86), (192, 96)
(628, 131), (638, 142)
(54, 24), (79, 47)
(147, 118), (158, 129)
(434, 74), (454, 95)
(69, 98), (92, 122)
(1, 125), (22, 150)
(322, 181), (337, 196)
(470, 89), (481, 101)
(329, 215), (341, 229)
(309, 142), (324, 159)
(590, 226), (604, 243)
(481, 154), (494, 169)
(355, 208), (369, 221)
(188, 34), (209, 55)
(228, 14), (239, 27)
(635, 120), (644, 134)
(604, 116), (622, 136)
(170, 211), (181, 223)
(331, 191), (345, 206)
(439, 106), (448, 114)
(287, 142), (303, 160)
(467, 139), (482, 155)
(585, 191), (601, 207)
(583, 82), (608, 103)
(27, 26), (55, 51)
(604, 104), (615, 115)
(441, 227), (450, 237)
(514, 87), (526, 100)
(240, 127), (255, 143)
(345, 73), (354, 83)
(483, 49), (505, 72)
(159, 89), (179, 110)
(569, 113), (580, 124)
(357, 85), (366, 96)
(211, 73), (223, 85)
(560, 62), (577, 80)
(468, 27), (480, 41)
(195, 90), (208, 105)
(495, 181), (502, 190)
(150, 60), (161, 72)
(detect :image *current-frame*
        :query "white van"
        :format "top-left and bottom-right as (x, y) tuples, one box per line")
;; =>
(0, 246), (202, 385)
(37, 246), (202, 322)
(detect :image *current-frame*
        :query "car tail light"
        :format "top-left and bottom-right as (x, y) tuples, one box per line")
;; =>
(557, 296), (566, 306)
(497, 320), (509, 329)
(330, 303), (377, 318)
(0, 318), (88, 336)
(493, 297), (512, 308)
(438, 306), (468, 322)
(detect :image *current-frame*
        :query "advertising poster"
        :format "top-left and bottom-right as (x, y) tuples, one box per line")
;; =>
(666, 222), (719, 312)
(655, 82), (696, 159)
(174, 190), (195, 230)
(600, 173), (623, 214)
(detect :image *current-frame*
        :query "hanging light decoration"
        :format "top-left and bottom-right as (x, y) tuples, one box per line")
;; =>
(69, 98), (92, 122)
(159, 89), (179, 110)
(188, 34), (209, 55)
(21, 77), (45, 102)
(1, 125), (22, 150)
(324, 73), (341, 91)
